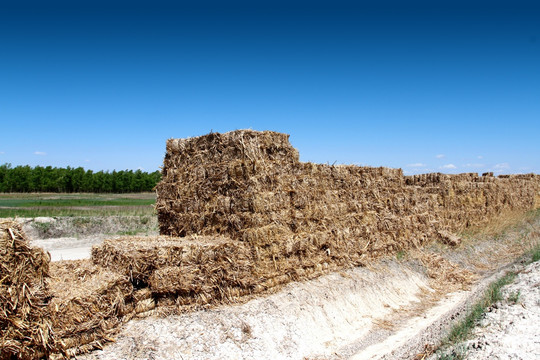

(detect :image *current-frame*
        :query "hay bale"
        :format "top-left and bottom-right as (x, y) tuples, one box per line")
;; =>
(156, 130), (300, 238)
(0, 220), (56, 359)
(148, 264), (257, 304)
(91, 235), (256, 285)
(49, 260), (133, 336)
(47, 260), (133, 354)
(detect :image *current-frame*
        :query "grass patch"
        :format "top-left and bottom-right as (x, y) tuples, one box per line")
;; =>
(459, 208), (540, 241)
(396, 249), (406, 261)
(1, 198), (155, 207)
(116, 230), (142, 236)
(434, 272), (516, 359)
(0, 207), (155, 218)
(434, 236), (540, 359)
(532, 244), (540, 262)
(507, 290), (521, 304)
(445, 272), (515, 345)
(435, 347), (467, 360)
(32, 221), (55, 233)
(0, 193), (156, 217)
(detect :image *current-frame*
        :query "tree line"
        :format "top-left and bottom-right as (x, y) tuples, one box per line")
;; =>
(0, 164), (161, 193)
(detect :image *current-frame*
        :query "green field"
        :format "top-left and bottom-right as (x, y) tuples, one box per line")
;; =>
(0, 193), (156, 217)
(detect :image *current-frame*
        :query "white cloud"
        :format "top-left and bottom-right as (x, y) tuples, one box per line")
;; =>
(440, 164), (457, 169)
(477, 155), (483, 159)
(493, 163), (510, 170)
(34, 151), (46, 156)
(465, 163), (485, 168)
(491, 163), (510, 173)
(84, 159), (91, 162)
(436, 154), (445, 159)
(406, 163), (426, 168)
(0, 151), (4, 155)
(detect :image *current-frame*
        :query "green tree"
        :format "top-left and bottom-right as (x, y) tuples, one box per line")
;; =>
(0, 163), (161, 193)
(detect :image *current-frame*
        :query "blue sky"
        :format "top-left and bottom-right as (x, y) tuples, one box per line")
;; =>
(1, 0), (538, 174)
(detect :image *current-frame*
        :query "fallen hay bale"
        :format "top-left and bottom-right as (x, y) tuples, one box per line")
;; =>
(0, 220), (56, 359)
(414, 250), (477, 292)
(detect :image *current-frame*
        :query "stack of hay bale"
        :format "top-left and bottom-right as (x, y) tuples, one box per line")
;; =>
(156, 130), (539, 262)
(156, 130), (299, 238)
(149, 129), (540, 306)
(404, 171), (539, 231)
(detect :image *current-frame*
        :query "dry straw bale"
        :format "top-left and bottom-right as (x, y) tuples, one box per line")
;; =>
(156, 130), (300, 238)
(47, 260), (134, 354)
(0, 220), (57, 360)
(0, 220), (150, 359)
(91, 235), (256, 285)
(148, 264), (256, 304)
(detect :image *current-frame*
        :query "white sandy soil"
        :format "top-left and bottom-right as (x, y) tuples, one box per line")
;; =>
(449, 260), (540, 360)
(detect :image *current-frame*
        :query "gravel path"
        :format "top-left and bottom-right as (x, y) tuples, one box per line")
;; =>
(439, 259), (540, 360)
